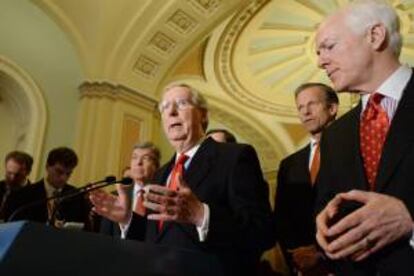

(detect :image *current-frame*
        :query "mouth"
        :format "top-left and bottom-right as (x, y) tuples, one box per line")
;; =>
(327, 69), (338, 79)
(169, 122), (183, 130)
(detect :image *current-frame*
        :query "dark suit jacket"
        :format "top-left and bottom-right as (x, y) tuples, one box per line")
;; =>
(315, 71), (414, 275)
(273, 145), (317, 272)
(6, 179), (89, 225)
(127, 138), (274, 275)
(0, 180), (30, 220)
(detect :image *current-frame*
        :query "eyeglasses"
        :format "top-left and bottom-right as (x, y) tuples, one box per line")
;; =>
(158, 98), (194, 113)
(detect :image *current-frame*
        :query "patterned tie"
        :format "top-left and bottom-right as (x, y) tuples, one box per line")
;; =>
(133, 190), (145, 216)
(360, 93), (390, 190)
(158, 154), (189, 231)
(310, 142), (320, 185)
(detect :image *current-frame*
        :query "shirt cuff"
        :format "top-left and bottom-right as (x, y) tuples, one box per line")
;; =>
(119, 211), (133, 239)
(196, 203), (210, 242)
(410, 224), (414, 249)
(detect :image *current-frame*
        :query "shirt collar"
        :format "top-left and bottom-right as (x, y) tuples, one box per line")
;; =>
(361, 65), (411, 108)
(175, 138), (204, 163)
(44, 178), (63, 197)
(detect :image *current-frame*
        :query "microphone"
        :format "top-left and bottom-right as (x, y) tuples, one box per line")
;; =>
(7, 176), (125, 223)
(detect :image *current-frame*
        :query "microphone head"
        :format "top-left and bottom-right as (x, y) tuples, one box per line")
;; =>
(120, 177), (133, 185)
(105, 175), (116, 183)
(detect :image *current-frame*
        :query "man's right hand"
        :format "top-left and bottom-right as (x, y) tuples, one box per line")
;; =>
(288, 245), (322, 272)
(89, 184), (132, 225)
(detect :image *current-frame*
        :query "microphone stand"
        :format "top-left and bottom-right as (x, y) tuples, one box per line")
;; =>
(7, 176), (127, 223)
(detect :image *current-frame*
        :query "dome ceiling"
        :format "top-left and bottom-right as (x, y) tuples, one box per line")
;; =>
(214, 0), (414, 117)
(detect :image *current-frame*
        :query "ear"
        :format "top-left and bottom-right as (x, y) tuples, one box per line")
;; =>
(367, 23), (387, 51)
(329, 103), (338, 117)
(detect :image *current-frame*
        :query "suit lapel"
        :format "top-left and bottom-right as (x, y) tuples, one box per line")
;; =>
(183, 138), (214, 191)
(154, 138), (214, 242)
(350, 103), (369, 190)
(376, 74), (414, 191)
(299, 145), (312, 183)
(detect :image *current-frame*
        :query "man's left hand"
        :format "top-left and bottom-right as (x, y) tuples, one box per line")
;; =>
(316, 190), (413, 261)
(143, 175), (204, 226)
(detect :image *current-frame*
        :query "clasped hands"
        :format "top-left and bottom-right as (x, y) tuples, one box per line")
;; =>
(90, 175), (204, 227)
(316, 190), (413, 262)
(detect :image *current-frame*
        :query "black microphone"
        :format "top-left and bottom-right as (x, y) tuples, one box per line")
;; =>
(7, 175), (120, 222)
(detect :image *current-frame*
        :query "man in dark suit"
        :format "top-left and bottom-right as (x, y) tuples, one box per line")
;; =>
(7, 147), (89, 228)
(91, 83), (274, 275)
(206, 128), (237, 143)
(274, 83), (338, 275)
(315, 0), (414, 274)
(99, 142), (160, 238)
(0, 151), (33, 220)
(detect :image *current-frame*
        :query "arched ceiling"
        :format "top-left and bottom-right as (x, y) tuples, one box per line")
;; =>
(33, 0), (249, 95)
(24, 0), (414, 171)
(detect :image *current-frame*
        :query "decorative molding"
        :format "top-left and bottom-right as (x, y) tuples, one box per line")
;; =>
(79, 81), (158, 111)
(0, 55), (47, 180)
(133, 55), (160, 78)
(149, 32), (176, 55)
(188, 0), (221, 14)
(167, 9), (198, 34)
(215, 0), (290, 115)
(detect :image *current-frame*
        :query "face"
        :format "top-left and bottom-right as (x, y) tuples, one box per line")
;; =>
(5, 159), (28, 188)
(209, 132), (227, 143)
(296, 87), (337, 135)
(130, 148), (157, 183)
(316, 12), (373, 92)
(46, 163), (73, 189)
(160, 86), (206, 151)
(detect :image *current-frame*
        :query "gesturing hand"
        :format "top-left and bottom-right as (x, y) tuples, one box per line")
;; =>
(143, 175), (204, 226)
(89, 184), (133, 225)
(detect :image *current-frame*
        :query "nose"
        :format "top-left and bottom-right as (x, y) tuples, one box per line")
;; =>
(164, 102), (178, 116)
(317, 52), (328, 69)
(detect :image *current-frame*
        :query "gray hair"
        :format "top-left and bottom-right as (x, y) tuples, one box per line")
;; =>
(345, 0), (402, 57)
(161, 83), (209, 131)
(133, 141), (161, 168)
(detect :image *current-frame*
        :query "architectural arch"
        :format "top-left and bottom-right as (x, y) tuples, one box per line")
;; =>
(0, 56), (47, 179)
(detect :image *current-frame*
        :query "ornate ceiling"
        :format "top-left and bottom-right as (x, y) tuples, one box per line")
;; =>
(26, 0), (414, 174)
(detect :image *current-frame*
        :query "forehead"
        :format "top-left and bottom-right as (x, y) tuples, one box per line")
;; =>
(296, 87), (324, 102)
(162, 86), (192, 100)
(6, 159), (24, 170)
(316, 13), (346, 46)
(132, 147), (154, 156)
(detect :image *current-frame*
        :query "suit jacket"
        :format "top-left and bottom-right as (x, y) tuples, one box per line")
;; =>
(127, 138), (274, 275)
(6, 179), (89, 225)
(273, 145), (317, 272)
(315, 71), (414, 275)
(0, 180), (30, 220)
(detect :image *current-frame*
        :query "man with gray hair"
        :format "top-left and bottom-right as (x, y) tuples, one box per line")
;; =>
(315, 0), (414, 274)
(91, 83), (273, 275)
(99, 142), (160, 238)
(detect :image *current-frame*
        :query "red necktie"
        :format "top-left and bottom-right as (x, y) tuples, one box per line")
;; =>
(310, 142), (320, 185)
(360, 93), (390, 190)
(133, 190), (145, 216)
(158, 154), (189, 231)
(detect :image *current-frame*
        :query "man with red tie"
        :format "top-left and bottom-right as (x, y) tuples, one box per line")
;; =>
(274, 83), (338, 275)
(91, 83), (273, 275)
(99, 142), (160, 238)
(315, 0), (414, 274)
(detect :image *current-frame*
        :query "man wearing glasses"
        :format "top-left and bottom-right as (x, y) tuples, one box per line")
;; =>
(91, 83), (274, 275)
